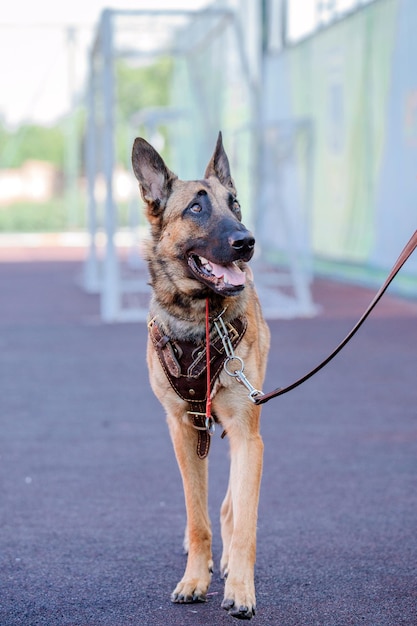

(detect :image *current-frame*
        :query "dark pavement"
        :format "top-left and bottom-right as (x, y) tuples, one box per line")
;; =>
(1, 246), (416, 625)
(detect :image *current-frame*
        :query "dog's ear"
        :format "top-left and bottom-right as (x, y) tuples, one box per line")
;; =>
(204, 131), (236, 194)
(131, 138), (177, 218)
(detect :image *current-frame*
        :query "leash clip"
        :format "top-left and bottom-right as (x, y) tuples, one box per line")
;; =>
(213, 308), (262, 403)
(224, 356), (263, 403)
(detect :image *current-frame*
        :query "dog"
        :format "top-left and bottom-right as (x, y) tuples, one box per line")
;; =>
(131, 132), (270, 620)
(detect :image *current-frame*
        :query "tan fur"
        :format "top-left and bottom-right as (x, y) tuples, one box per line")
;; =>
(132, 134), (270, 620)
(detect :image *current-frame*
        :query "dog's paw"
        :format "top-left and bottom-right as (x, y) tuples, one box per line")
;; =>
(221, 597), (255, 620)
(222, 578), (256, 620)
(171, 563), (213, 604)
(171, 579), (208, 604)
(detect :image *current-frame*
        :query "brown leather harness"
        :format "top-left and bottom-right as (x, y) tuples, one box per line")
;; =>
(148, 314), (247, 458)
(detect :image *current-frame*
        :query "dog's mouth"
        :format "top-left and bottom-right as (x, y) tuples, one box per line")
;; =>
(187, 253), (246, 295)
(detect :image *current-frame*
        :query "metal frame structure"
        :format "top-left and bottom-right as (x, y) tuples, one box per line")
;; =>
(82, 6), (317, 322)
(254, 120), (318, 318)
(83, 7), (242, 322)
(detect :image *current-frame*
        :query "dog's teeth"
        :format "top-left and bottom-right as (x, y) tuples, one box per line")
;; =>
(198, 256), (213, 273)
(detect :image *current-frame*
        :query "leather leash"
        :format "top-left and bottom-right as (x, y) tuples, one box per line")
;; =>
(254, 230), (417, 405)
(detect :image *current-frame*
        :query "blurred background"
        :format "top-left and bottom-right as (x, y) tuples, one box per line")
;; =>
(0, 0), (416, 321)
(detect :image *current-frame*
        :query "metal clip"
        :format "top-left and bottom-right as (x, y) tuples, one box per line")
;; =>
(213, 315), (235, 359)
(224, 356), (263, 403)
(234, 369), (263, 403)
(213, 309), (262, 404)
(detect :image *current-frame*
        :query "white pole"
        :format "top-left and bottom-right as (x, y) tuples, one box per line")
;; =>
(65, 26), (79, 228)
(100, 9), (119, 321)
(83, 57), (100, 293)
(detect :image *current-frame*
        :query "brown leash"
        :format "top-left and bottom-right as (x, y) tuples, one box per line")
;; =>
(254, 230), (417, 405)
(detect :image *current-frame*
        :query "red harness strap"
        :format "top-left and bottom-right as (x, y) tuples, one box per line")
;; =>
(205, 298), (212, 422)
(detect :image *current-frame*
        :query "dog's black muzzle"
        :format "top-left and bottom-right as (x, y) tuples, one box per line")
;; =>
(205, 218), (255, 265)
(228, 229), (255, 262)
(185, 218), (255, 296)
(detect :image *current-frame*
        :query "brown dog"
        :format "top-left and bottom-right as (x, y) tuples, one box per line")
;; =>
(132, 133), (270, 620)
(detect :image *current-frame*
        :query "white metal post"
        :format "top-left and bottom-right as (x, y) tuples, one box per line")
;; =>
(83, 58), (100, 294)
(100, 9), (119, 321)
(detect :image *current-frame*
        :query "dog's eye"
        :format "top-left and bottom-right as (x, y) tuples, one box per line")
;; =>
(232, 200), (241, 214)
(190, 203), (202, 213)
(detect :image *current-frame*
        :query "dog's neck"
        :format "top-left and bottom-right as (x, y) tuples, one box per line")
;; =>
(149, 288), (249, 343)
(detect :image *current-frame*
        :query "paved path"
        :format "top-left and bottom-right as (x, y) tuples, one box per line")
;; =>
(1, 247), (416, 625)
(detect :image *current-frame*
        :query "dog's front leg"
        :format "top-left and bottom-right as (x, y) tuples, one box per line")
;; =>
(220, 407), (264, 620)
(167, 413), (213, 604)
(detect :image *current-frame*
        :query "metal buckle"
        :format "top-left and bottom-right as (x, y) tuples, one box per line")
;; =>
(205, 416), (216, 435)
(187, 411), (216, 435)
(226, 322), (239, 343)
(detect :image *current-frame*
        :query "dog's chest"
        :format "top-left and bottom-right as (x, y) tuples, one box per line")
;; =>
(148, 316), (247, 403)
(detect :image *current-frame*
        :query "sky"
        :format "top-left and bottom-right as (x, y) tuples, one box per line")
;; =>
(0, 0), (211, 128)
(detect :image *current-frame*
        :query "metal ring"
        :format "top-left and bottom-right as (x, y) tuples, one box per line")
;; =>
(205, 416), (216, 435)
(224, 356), (244, 377)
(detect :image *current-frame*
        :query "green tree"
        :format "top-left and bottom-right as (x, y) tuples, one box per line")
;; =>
(0, 123), (66, 169)
(115, 56), (173, 121)
(114, 57), (173, 165)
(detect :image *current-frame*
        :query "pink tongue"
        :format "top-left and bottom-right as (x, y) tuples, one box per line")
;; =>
(209, 262), (246, 286)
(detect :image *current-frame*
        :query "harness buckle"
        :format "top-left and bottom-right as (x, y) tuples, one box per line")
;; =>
(205, 416), (216, 435)
(187, 411), (216, 435)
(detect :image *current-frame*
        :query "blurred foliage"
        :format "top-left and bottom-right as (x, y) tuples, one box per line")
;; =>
(0, 57), (172, 171)
(115, 56), (173, 120)
(0, 198), (133, 232)
(115, 56), (173, 165)
(0, 122), (66, 169)
(0, 57), (173, 231)
(0, 199), (69, 232)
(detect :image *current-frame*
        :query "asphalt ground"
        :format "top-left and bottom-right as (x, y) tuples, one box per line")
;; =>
(1, 245), (416, 625)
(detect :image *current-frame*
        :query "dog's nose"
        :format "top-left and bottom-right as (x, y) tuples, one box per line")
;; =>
(228, 231), (255, 256)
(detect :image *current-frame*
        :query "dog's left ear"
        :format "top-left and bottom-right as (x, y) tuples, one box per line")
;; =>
(131, 138), (177, 218)
(204, 131), (236, 194)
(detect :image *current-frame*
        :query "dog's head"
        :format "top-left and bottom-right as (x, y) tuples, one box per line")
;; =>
(132, 132), (254, 298)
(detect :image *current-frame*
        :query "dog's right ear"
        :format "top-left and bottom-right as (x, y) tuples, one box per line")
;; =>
(204, 131), (236, 194)
(131, 138), (177, 219)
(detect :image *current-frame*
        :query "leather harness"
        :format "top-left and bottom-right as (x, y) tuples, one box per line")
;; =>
(148, 315), (247, 459)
